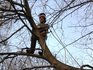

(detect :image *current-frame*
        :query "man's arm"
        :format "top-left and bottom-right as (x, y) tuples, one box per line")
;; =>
(37, 24), (49, 28)
(37, 24), (49, 33)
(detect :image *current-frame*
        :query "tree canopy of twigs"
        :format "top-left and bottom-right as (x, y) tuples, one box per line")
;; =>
(0, 0), (93, 70)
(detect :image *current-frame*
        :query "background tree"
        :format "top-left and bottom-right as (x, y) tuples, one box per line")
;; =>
(0, 0), (93, 70)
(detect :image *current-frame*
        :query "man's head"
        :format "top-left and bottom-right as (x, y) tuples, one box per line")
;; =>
(39, 13), (46, 24)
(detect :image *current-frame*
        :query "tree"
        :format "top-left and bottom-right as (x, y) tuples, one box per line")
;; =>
(0, 0), (93, 70)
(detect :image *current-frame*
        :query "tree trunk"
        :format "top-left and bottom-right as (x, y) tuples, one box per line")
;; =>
(38, 37), (80, 70)
(23, 0), (80, 70)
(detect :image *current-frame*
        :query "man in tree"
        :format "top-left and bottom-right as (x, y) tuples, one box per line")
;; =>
(27, 13), (49, 55)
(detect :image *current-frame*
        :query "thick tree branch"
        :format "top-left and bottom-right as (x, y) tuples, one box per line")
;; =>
(0, 52), (46, 60)
(23, 0), (37, 30)
(7, 0), (33, 34)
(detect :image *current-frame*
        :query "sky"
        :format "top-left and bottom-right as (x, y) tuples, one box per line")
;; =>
(0, 0), (93, 68)
(28, 0), (93, 67)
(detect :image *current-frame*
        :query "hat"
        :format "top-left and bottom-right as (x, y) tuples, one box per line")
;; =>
(39, 13), (46, 17)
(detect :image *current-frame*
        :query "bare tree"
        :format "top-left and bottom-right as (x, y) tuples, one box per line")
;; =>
(0, 0), (93, 70)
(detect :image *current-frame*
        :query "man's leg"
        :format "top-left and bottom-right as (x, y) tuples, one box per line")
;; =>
(30, 35), (37, 54)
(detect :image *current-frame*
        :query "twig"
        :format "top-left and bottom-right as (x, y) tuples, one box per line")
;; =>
(0, 55), (16, 63)
(0, 25), (25, 44)
(80, 64), (93, 70)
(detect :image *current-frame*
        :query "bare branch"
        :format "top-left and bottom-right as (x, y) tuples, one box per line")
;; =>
(57, 30), (93, 55)
(0, 55), (16, 63)
(80, 64), (93, 70)
(0, 52), (46, 60)
(22, 65), (55, 70)
(0, 25), (25, 44)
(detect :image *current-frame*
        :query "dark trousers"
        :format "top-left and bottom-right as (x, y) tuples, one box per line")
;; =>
(30, 34), (38, 54)
(30, 26), (48, 54)
(30, 34), (46, 54)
